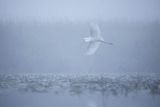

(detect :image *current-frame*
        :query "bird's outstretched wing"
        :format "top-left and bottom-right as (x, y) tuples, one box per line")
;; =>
(90, 23), (101, 37)
(86, 41), (100, 55)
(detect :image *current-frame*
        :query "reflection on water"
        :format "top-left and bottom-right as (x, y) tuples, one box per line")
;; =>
(0, 74), (160, 107)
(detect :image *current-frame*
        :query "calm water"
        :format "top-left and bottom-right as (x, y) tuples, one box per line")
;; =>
(0, 74), (160, 107)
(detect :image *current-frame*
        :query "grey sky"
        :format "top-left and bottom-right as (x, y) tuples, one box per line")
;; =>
(0, 0), (160, 21)
(0, 1), (160, 107)
(0, 0), (160, 74)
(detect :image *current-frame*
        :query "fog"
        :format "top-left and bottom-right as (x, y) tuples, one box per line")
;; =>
(0, 21), (160, 74)
(0, 0), (160, 107)
(0, 0), (160, 21)
(0, 0), (160, 74)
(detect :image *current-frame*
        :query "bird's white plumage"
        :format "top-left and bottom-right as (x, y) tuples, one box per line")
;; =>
(86, 41), (100, 55)
(84, 23), (112, 55)
(84, 37), (92, 42)
(90, 23), (101, 38)
(84, 23), (103, 55)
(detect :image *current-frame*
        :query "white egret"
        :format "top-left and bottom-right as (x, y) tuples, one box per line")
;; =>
(84, 23), (112, 55)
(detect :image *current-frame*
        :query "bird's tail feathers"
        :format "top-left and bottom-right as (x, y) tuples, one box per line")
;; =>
(84, 37), (91, 42)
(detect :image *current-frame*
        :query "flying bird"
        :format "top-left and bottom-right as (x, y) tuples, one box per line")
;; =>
(84, 23), (112, 55)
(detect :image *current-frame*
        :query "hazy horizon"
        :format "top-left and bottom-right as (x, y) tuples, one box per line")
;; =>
(0, 0), (160, 22)
(0, 0), (160, 74)
(0, 1), (160, 107)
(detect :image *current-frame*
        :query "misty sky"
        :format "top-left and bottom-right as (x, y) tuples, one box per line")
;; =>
(0, 0), (160, 74)
(0, 0), (160, 21)
(0, 1), (160, 107)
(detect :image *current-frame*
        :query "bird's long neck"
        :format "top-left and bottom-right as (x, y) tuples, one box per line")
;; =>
(98, 40), (113, 45)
